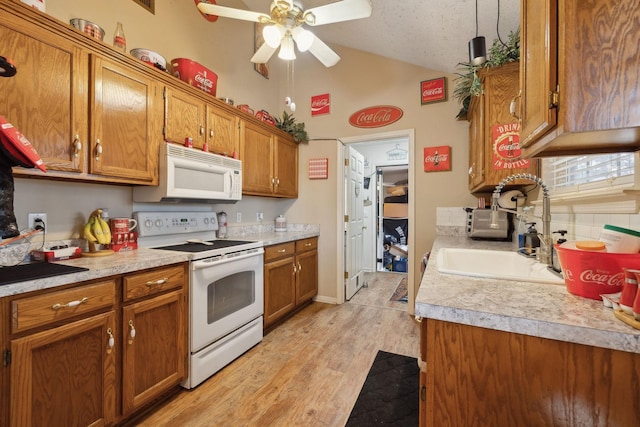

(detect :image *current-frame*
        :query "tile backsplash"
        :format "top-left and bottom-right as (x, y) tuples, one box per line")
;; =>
(436, 207), (640, 241)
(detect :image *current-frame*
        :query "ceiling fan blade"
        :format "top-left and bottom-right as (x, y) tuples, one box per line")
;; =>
(197, 2), (269, 23)
(308, 37), (341, 67)
(305, 0), (372, 26)
(251, 42), (278, 64)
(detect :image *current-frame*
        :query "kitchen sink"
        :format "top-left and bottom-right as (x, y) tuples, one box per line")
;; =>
(436, 248), (564, 284)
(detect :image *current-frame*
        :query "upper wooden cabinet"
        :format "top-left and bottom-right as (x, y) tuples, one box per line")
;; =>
(467, 62), (539, 194)
(518, 0), (640, 157)
(241, 120), (298, 198)
(164, 87), (239, 157)
(0, 2), (161, 185)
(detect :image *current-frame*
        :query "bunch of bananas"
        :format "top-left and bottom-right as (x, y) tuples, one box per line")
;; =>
(84, 209), (112, 246)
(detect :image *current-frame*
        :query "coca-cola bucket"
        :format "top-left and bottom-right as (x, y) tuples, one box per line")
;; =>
(555, 244), (640, 300)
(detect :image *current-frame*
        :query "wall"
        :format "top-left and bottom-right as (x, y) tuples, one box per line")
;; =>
(8, 0), (478, 303)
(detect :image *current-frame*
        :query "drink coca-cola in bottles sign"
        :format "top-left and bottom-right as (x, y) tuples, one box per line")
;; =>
(311, 93), (330, 116)
(424, 145), (451, 172)
(492, 123), (530, 170)
(420, 77), (447, 105)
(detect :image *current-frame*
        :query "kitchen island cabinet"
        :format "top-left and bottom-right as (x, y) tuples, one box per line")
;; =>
(518, 0), (640, 157)
(467, 62), (539, 194)
(0, 262), (188, 427)
(241, 120), (298, 198)
(416, 235), (640, 426)
(263, 237), (317, 331)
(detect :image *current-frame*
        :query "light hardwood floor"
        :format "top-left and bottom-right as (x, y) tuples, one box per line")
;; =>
(133, 272), (419, 427)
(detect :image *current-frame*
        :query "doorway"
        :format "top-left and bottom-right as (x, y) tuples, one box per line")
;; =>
(335, 129), (415, 314)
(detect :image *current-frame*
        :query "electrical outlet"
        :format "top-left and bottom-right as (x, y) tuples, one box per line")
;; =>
(257, 212), (264, 222)
(28, 213), (47, 230)
(236, 212), (242, 222)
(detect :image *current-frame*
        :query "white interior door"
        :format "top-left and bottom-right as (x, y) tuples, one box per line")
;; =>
(345, 146), (365, 300)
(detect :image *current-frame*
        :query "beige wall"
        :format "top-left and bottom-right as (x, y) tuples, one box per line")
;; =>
(11, 0), (476, 301)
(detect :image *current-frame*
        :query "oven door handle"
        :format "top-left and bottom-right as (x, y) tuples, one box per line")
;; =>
(191, 248), (264, 270)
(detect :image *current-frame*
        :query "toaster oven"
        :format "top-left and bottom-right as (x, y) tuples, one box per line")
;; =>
(466, 208), (512, 240)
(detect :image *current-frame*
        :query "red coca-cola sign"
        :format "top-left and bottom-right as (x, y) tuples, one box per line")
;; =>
(311, 93), (330, 116)
(348, 106), (403, 128)
(492, 122), (530, 170)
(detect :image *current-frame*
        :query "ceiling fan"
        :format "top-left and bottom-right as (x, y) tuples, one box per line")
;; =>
(196, 0), (372, 67)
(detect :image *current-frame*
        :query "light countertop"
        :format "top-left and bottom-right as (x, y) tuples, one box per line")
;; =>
(415, 235), (640, 354)
(0, 230), (319, 298)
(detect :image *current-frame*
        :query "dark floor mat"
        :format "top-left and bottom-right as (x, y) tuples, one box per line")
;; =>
(0, 263), (88, 286)
(346, 350), (419, 426)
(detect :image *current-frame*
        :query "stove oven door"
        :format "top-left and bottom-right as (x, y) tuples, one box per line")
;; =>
(190, 249), (264, 353)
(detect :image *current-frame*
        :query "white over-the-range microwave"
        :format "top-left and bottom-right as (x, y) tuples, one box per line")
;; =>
(133, 142), (242, 203)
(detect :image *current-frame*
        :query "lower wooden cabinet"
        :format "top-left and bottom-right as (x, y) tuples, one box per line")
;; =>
(1, 262), (188, 427)
(420, 319), (640, 426)
(264, 237), (318, 330)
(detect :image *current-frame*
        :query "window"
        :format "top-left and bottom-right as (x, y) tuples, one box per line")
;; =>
(542, 152), (636, 196)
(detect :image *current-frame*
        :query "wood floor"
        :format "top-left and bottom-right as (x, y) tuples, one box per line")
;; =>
(133, 272), (419, 427)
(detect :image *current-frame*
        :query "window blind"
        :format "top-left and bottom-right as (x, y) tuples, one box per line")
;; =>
(542, 152), (635, 194)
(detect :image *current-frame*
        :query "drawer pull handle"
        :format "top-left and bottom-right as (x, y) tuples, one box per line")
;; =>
(146, 277), (168, 287)
(52, 297), (89, 311)
(277, 249), (286, 253)
(128, 320), (136, 344)
(106, 328), (115, 354)
(304, 243), (312, 247)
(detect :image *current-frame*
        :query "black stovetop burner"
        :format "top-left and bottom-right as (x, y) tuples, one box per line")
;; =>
(157, 239), (255, 253)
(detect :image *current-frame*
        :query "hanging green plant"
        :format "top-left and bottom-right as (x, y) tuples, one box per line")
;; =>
(453, 28), (520, 120)
(275, 111), (309, 144)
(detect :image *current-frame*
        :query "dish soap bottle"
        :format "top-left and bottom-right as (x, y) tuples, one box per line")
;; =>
(551, 230), (567, 273)
(113, 22), (126, 52)
(523, 222), (540, 256)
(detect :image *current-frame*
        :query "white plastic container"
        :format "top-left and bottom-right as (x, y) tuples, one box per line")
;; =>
(275, 215), (287, 232)
(599, 224), (640, 253)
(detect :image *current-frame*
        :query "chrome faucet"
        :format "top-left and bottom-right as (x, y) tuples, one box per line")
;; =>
(490, 173), (552, 265)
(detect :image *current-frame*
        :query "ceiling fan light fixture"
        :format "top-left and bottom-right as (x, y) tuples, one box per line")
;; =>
(278, 36), (296, 60)
(263, 24), (283, 48)
(292, 26), (314, 52)
(468, 36), (487, 65)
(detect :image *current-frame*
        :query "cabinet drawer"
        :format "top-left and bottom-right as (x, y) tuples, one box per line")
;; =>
(296, 237), (317, 253)
(123, 264), (184, 302)
(12, 280), (116, 334)
(264, 242), (296, 262)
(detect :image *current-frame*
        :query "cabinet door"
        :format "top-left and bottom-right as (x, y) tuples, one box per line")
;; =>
(122, 290), (186, 415)
(296, 249), (318, 305)
(519, 0), (558, 148)
(0, 14), (87, 175)
(164, 87), (206, 149)
(10, 311), (116, 427)
(206, 105), (239, 156)
(467, 96), (484, 190)
(274, 136), (298, 198)
(240, 120), (274, 195)
(264, 256), (296, 329)
(90, 55), (159, 183)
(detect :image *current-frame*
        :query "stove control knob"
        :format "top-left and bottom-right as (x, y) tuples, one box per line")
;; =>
(144, 219), (153, 229)
(203, 217), (209, 224)
(155, 219), (163, 228)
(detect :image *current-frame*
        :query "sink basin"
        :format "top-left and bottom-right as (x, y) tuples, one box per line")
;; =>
(437, 248), (564, 284)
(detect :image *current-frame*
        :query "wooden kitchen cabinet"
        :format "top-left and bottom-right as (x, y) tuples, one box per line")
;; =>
(163, 87), (239, 157)
(0, 262), (188, 427)
(467, 62), (539, 194)
(0, 3), (161, 185)
(420, 319), (640, 426)
(518, 0), (640, 157)
(8, 279), (118, 427)
(263, 237), (318, 331)
(241, 120), (298, 198)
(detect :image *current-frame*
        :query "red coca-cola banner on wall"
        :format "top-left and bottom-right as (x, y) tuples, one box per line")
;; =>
(492, 123), (530, 170)
(420, 77), (447, 105)
(311, 93), (330, 116)
(348, 105), (403, 128)
(424, 145), (451, 172)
